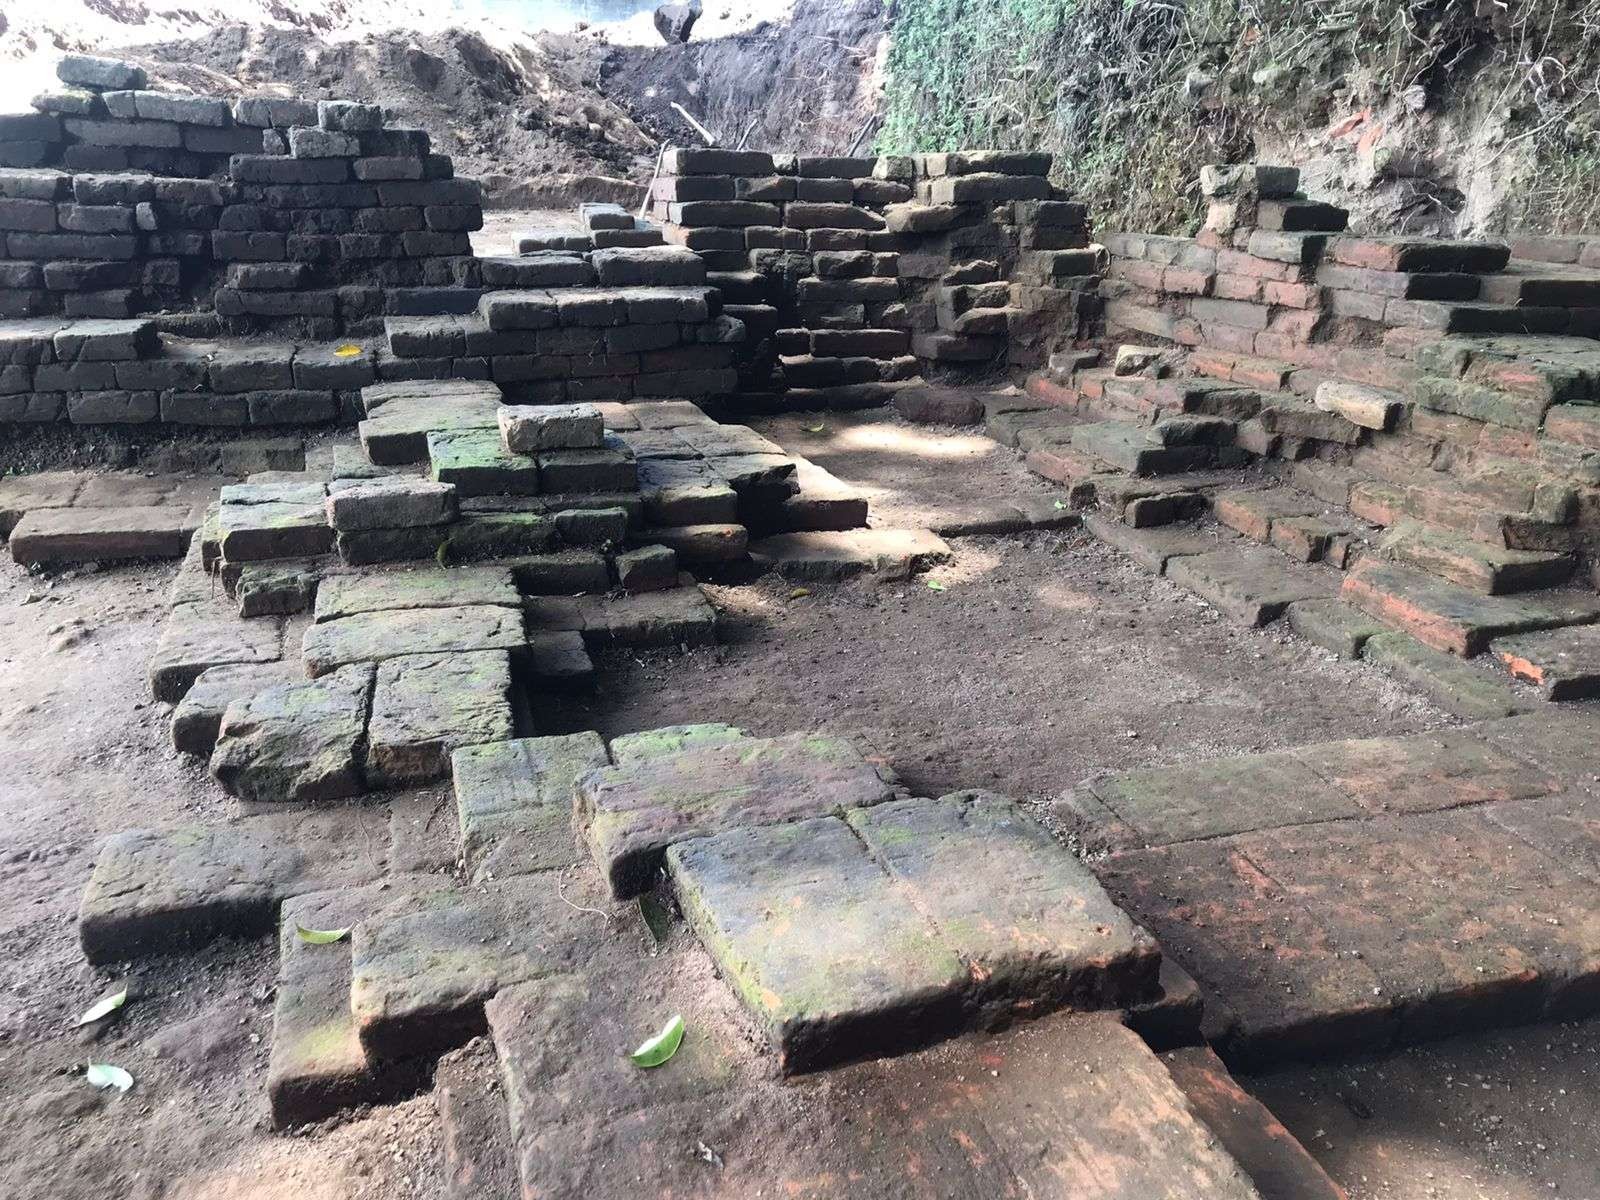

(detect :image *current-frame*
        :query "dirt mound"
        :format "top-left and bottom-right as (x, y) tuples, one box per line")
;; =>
(121, 22), (656, 197)
(599, 0), (887, 156)
(1, 0), (886, 201)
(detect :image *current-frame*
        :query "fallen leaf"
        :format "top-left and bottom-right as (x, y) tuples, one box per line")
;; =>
(1053, 499), (1067, 510)
(787, 587), (811, 600)
(629, 1014), (685, 1068)
(637, 894), (673, 944)
(76, 988), (127, 1027)
(926, 580), (947, 591)
(333, 344), (364, 358)
(801, 423), (826, 433)
(295, 925), (350, 944)
(85, 1063), (133, 1093)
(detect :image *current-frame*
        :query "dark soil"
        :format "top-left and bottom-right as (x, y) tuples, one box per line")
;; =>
(123, 23), (657, 189)
(0, 413), (1593, 1199)
(548, 408), (1445, 807)
(599, 0), (887, 155)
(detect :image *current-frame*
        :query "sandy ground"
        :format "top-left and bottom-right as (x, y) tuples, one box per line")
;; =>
(0, 413), (1596, 1199)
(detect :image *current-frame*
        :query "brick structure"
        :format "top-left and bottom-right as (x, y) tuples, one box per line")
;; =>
(2, 58), (481, 332)
(986, 160), (1600, 711)
(647, 148), (1100, 410)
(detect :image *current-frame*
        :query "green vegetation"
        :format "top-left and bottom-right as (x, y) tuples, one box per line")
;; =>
(877, 0), (1600, 235)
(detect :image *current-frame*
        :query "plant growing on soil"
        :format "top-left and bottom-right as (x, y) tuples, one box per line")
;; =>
(877, 0), (1600, 235)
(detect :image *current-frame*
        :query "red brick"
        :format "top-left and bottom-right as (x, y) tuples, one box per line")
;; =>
(1163, 1046), (1349, 1200)
(1216, 248), (1300, 281)
(1162, 266), (1212, 295)
(1264, 281), (1323, 309)
(1188, 347), (1238, 380)
(1251, 331), (1303, 361)
(1292, 730), (1562, 814)
(1268, 308), (1325, 340)
(1098, 840), (1396, 1065)
(1243, 810), (1600, 1042)
(1545, 404), (1600, 449)
(1232, 357), (1294, 390)
(1023, 373), (1079, 409)
(1110, 259), (1165, 290)
(1212, 273), (1263, 302)
(1203, 322), (1259, 355)
(1348, 480), (1404, 526)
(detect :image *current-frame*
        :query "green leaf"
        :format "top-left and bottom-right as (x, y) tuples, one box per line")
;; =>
(637, 894), (673, 944)
(85, 1063), (134, 1093)
(628, 1014), (685, 1068)
(926, 580), (947, 591)
(295, 925), (350, 945)
(1053, 499), (1067, 510)
(75, 988), (127, 1027)
(801, 422), (826, 434)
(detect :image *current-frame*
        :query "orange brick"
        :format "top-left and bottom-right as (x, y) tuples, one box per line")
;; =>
(1231, 358), (1294, 390)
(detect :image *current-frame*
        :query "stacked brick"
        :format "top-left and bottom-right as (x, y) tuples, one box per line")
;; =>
(212, 99), (479, 337)
(1027, 162), (1600, 616)
(379, 243), (742, 405)
(1098, 164), (1556, 378)
(0, 316), (385, 427)
(7, 55), (261, 175)
(0, 168), (222, 318)
(520, 202), (667, 252)
(0, 55), (481, 335)
(648, 147), (1100, 409)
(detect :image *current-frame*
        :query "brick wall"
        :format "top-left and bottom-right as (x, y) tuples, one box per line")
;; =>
(648, 148), (1101, 410)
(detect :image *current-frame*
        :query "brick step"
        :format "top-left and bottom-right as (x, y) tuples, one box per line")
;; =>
(1477, 260), (1600, 308)
(1341, 557), (1600, 656)
(1078, 369), (1265, 425)
(747, 527), (952, 581)
(1186, 348), (1297, 392)
(910, 330), (1003, 362)
(1071, 419), (1242, 476)
(950, 305), (1018, 337)
(476, 284), (719, 332)
(1, 317), (394, 424)
(8, 501), (201, 564)
(1166, 543), (1340, 626)
(1492, 624), (1600, 701)
(1398, 472), (1575, 551)
(1210, 485), (1372, 568)
(1376, 519), (1573, 595)
(1346, 447), (1577, 550)
(1366, 628), (1533, 717)
(1162, 1046), (1349, 1200)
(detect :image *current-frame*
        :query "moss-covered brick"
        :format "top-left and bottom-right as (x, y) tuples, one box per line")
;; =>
(578, 731), (898, 897)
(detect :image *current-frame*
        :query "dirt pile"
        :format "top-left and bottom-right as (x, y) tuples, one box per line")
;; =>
(0, 0), (885, 204)
(1, 1), (666, 203)
(599, 0), (887, 156)
(124, 22), (658, 203)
